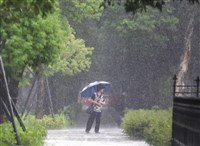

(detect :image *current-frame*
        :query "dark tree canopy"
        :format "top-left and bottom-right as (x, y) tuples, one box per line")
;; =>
(0, 0), (56, 24)
(103, 0), (199, 14)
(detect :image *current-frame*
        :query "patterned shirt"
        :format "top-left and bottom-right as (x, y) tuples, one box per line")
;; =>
(91, 92), (104, 112)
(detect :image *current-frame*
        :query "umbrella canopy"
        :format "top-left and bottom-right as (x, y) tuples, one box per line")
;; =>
(80, 81), (110, 98)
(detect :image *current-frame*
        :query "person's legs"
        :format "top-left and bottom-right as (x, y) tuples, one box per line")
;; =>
(86, 112), (96, 132)
(95, 112), (101, 133)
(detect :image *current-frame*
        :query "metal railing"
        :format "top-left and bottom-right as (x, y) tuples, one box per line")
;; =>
(173, 75), (199, 98)
(172, 75), (200, 146)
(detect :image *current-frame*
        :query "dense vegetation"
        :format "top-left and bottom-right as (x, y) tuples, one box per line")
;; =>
(121, 108), (172, 146)
(0, 0), (102, 120)
(103, 0), (199, 15)
(0, 114), (69, 146)
(49, 0), (199, 115)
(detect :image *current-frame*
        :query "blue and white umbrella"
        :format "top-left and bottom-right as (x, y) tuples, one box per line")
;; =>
(80, 81), (110, 98)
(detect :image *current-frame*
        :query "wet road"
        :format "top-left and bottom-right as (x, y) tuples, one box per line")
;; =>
(45, 105), (149, 146)
(44, 128), (149, 146)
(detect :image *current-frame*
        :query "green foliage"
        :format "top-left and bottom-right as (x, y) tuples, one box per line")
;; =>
(0, 114), (69, 146)
(103, 0), (165, 14)
(121, 109), (152, 139)
(103, 0), (198, 15)
(18, 116), (46, 146)
(37, 114), (69, 129)
(144, 110), (172, 146)
(103, 2), (179, 60)
(0, 0), (56, 24)
(51, 30), (94, 75)
(63, 102), (82, 123)
(121, 108), (172, 146)
(0, 123), (16, 145)
(79, 1), (180, 109)
(1, 8), (93, 84)
(59, 0), (103, 22)
(104, 4), (178, 39)
(0, 120), (45, 146)
(2, 11), (66, 78)
(1, 0), (102, 84)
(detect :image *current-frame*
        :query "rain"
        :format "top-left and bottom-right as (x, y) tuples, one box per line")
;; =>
(0, 0), (199, 146)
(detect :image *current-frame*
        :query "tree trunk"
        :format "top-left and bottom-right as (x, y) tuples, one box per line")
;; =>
(177, 11), (195, 95)
(35, 76), (45, 119)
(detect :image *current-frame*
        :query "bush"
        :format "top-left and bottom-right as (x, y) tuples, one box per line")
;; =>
(19, 116), (46, 146)
(121, 109), (152, 139)
(144, 110), (172, 146)
(0, 119), (46, 146)
(121, 108), (172, 146)
(0, 123), (16, 146)
(63, 102), (82, 123)
(0, 114), (69, 146)
(37, 114), (69, 129)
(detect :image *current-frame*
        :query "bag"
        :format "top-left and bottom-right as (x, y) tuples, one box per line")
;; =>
(86, 104), (94, 114)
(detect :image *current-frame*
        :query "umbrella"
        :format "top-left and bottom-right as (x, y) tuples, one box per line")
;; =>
(80, 81), (110, 98)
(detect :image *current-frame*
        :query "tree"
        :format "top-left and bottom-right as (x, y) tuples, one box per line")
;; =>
(37, 0), (105, 114)
(0, 2), (94, 119)
(59, 0), (103, 22)
(86, 3), (179, 108)
(0, 0), (56, 24)
(62, 1), (191, 112)
(102, 0), (199, 15)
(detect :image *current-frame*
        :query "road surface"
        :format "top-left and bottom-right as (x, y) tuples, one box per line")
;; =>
(44, 128), (149, 146)
(44, 105), (149, 146)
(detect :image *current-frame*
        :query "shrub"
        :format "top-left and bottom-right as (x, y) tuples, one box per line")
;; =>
(144, 110), (172, 146)
(0, 113), (69, 146)
(121, 108), (172, 146)
(37, 113), (69, 129)
(63, 102), (82, 123)
(121, 109), (152, 139)
(19, 118), (46, 146)
(0, 119), (46, 146)
(0, 123), (16, 145)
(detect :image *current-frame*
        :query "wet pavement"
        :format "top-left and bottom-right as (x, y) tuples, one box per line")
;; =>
(44, 128), (149, 146)
(45, 105), (149, 146)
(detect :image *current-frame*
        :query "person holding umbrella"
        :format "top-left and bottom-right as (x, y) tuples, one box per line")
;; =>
(85, 84), (105, 134)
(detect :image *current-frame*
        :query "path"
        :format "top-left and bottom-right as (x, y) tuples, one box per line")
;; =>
(44, 104), (149, 146)
(44, 128), (149, 146)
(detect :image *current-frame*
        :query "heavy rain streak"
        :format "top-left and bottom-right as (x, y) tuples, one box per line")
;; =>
(0, 1), (199, 146)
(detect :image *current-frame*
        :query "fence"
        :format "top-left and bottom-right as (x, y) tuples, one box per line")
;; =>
(172, 75), (200, 146)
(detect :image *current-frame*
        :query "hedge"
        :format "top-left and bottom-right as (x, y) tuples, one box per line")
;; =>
(121, 108), (172, 146)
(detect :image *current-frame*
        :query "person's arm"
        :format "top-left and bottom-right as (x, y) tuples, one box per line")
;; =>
(90, 100), (101, 106)
(89, 94), (101, 106)
(100, 100), (105, 105)
(100, 97), (106, 105)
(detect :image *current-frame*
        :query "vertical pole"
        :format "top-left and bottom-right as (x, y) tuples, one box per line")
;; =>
(172, 74), (177, 146)
(22, 78), (36, 117)
(45, 77), (55, 120)
(195, 76), (199, 98)
(0, 56), (21, 145)
(11, 100), (26, 131)
(173, 75), (177, 98)
(0, 97), (11, 121)
(23, 83), (38, 120)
